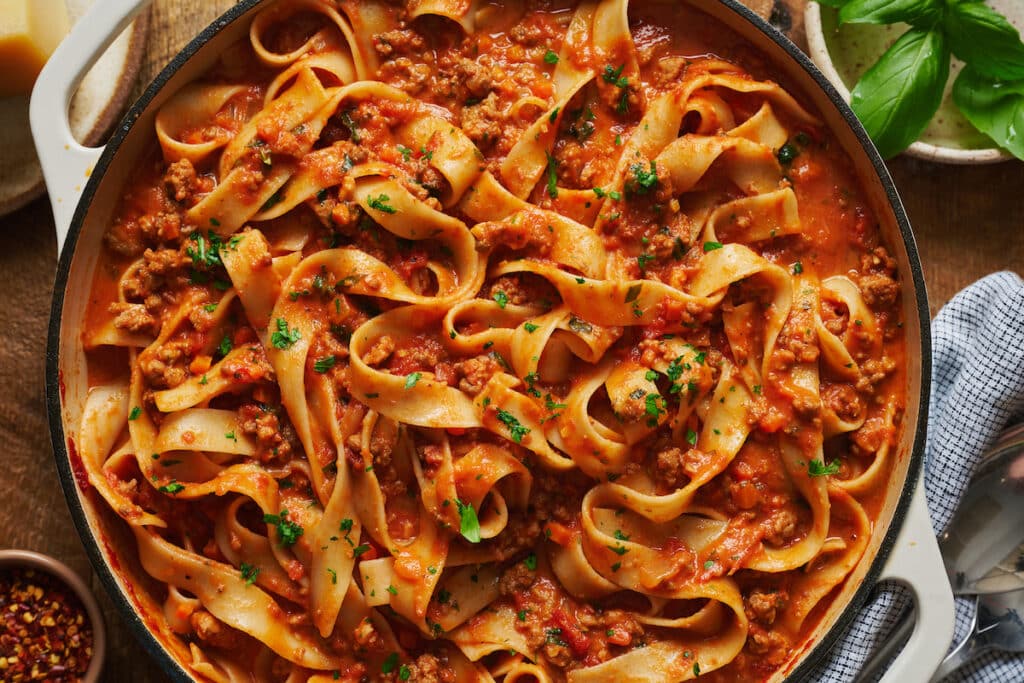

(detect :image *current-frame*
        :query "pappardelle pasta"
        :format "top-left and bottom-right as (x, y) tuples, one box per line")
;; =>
(80, 0), (907, 680)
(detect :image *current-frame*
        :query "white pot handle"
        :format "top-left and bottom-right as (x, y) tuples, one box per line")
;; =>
(30, 0), (152, 255)
(876, 475), (955, 683)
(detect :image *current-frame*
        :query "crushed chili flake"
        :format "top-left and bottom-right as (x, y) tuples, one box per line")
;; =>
(0, 568), (93, 681)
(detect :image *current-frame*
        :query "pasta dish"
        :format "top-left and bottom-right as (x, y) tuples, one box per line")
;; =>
(77, 0), (907, 680)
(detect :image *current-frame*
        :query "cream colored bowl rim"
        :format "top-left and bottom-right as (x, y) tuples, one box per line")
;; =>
(804, 1), (1014, 165)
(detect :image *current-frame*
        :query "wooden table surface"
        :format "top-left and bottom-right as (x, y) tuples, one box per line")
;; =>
(0, 1), (1020, 680)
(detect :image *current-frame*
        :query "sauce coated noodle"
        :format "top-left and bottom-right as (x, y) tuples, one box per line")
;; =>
(81, 0), (906, 680)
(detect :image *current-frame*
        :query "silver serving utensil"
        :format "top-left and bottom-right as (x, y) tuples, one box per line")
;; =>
(931, 590), (1024, 681)
(855, 424), (1024, 682)
(941, 423), (1024, 595)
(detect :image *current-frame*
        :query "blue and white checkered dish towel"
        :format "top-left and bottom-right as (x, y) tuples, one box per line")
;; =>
(811, 271), (1024, 682)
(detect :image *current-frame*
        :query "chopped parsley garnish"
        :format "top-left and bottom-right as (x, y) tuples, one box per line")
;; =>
(545, 151), (559, 199)
(602, 63), (628, 87)
(703, 241), (724, 252)
(694, 662), (701, 677)
(544, 49), (559, 64)
(808, 459), (840, 477)
(624, 283), (643, 303)
(381, 653), (399, 674)
(314, 356), (336, 373)
(607, 543), (628, 556)
(614, 530), (630, 541)
(627, 161), (658, 195)
(399, 665), (411, 680)
(353, 544), (371, 557)
(340, 110), (361, 143)
(455, 499), (481, 543)
(524, 553), (538, 570)
(753, 384), (763, 395)
(263, 509), (304, 547)
(240, 562), (259, 586)
(666, 356), (686, 382)
(777, 143), (799, 164)
(644, 393), (665, 427)
(186, 232), (223, 269)
(637, 253), (655, 270)
(524, 322), (539, 333)
(340, 518), (354, 533)
(271, 318), (301, 349)
(793, 261), (804, 274)
(518, 609), (528, 621)
(327, 568), (338, 584)
(545, 627), (567, 646)
(249, 138), (272, 166)
(545, 394), (567, 411)
(496, 408), (530, 443)
(158, 481), (184, 495)
(493, 290), (509, 309)
(704, 559), (715, 570)
(549, 107), (560, 124)
(367, 193), (397, 214)
(686, 428), (698, 446)
(217, 334), (233, 358)
(128, 406), (141, 421)
(203, 302), (218, 312)
(645, 370), (659, 382)
(397, 144), (412, 161)
(404, 372), (421, 389)
(388, 584), (399, 596)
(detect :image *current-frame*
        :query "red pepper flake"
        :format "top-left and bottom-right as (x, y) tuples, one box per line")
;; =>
(0, 568), (93, 681)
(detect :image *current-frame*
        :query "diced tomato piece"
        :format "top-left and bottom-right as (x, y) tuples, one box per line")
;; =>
(544, 521), (572, 547)
(552, 608), (591, 657)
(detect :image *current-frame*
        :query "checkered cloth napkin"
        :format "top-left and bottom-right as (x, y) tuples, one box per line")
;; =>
(811, 271), (1024, 682)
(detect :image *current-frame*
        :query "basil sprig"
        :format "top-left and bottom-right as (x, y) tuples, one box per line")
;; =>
(829, 0), (1024, 159)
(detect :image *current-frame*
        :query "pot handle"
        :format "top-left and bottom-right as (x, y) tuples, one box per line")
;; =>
(29, 0), (152, 255)
(874, 475), (955, 683)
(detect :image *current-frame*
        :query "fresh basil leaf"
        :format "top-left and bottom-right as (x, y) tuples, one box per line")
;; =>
(839, 0), (942, 27)
(944, 2), (1024, 80)
(850, 28), (949, 158)
(952, 65), (1024, 160)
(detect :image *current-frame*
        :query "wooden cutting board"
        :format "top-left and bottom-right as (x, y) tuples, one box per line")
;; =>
(0, 1), (1018, 681)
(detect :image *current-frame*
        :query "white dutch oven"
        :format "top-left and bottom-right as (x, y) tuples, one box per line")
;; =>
(31, 0), (955, 680)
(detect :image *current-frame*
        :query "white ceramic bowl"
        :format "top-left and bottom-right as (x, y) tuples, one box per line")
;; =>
(804, 0), (1020, 164)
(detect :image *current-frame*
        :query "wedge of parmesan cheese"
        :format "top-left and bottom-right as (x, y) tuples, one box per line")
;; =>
(0, 0), (70, 97)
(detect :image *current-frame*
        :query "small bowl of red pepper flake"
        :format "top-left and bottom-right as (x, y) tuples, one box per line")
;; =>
(0, 550), (105, 682)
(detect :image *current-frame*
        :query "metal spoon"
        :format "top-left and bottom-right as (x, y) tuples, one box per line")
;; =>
(941, 422), (1024, 595)
(930, 590), (1024, 681)
(855, 424), (1024, 682)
